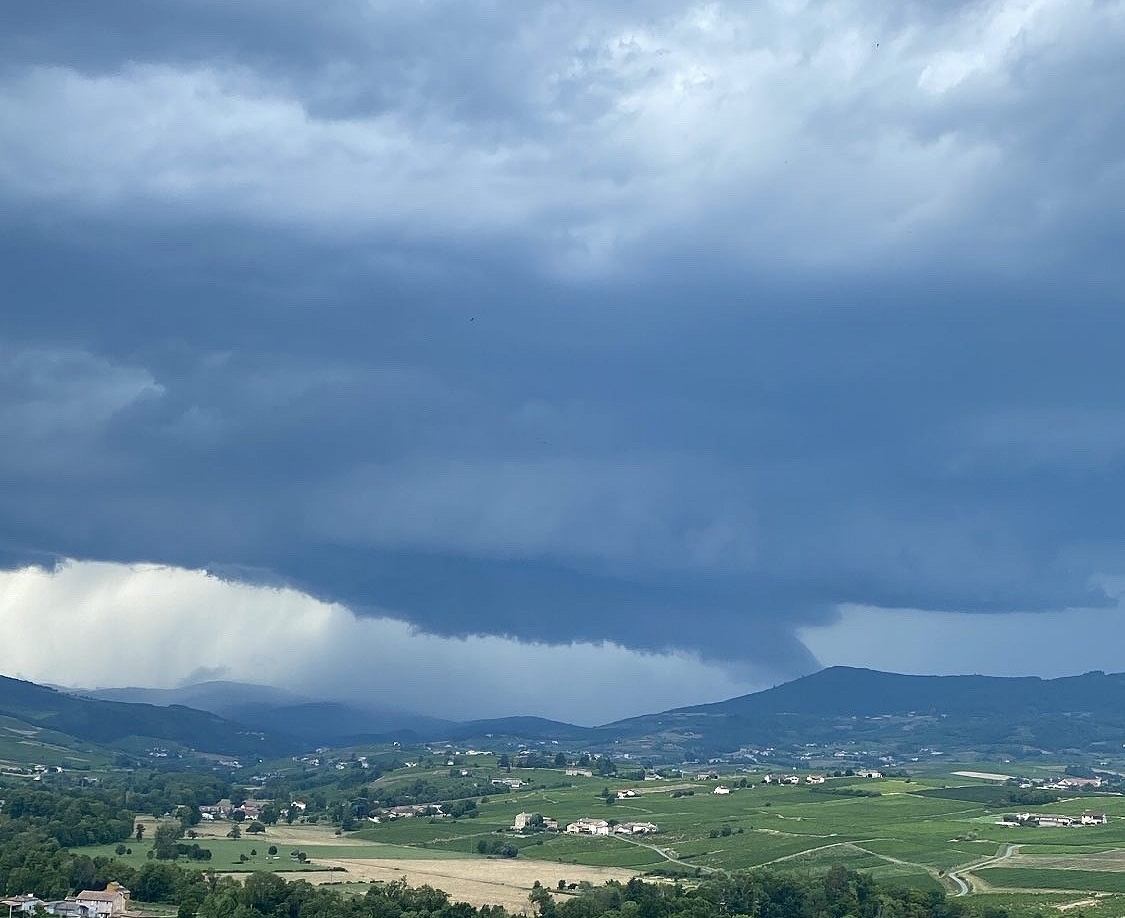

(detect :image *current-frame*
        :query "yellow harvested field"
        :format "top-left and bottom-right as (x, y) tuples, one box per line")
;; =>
(295, 857), (638, 913)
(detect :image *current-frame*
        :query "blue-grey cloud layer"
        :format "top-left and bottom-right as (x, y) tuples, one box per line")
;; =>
(2, 0), (1124, 686)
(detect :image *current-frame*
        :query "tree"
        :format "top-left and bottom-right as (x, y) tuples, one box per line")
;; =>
(178, 804), (202, 828)
(226, 825), (241, 839)
(135, 823), (146, 842)
(498, 754), (511, 770)
(268, 845), (278, 856)
(529, 883), (555, 918)
(153, 821), (184, 860)
(246, 821), (266, 834)
(554, 753), (567, 768)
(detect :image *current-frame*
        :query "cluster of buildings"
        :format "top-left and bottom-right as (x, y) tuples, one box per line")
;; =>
(998, 810), (1108, 828)
(198, 798), (267, 821)
(381, 804), (447, 821)
(3, 884), (129, 918)
(564, 817), (659, 836)
(761, 774), (828, 785)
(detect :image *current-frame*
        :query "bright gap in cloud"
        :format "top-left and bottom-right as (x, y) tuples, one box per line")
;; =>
(0, 560), (763, 725)
(800, 588), (1125, 678)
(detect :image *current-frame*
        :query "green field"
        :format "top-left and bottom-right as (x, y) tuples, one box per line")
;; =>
(69, 761), (1125, 907)
(346, 766), (1125, 898)
(978, 868), (1125, 892)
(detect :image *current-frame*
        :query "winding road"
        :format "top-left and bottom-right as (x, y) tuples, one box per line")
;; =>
(947, 843), (1021, 896)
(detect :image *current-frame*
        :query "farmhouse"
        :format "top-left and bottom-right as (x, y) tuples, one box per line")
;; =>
(385, 804), (445, 819)
(615, 821), (659, 835)
(763, 774), (799, 785)
(75, 885), (129, 917)
(565, 817), (612, 836)
(2, 895), (44, 914)
(713, 785), (731, 795)
(616, 789), (638, 799)
(805, 775), (826, 784)
(1032, 814), (1075, 827)
(565, 768), (593, 777)
(513, 812), (557, 831)
(1057, 777), (1102, 789)
(45, 902), (88, 918)
(1000, 812), (1106, 828)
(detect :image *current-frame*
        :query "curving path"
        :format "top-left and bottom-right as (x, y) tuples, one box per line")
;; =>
(947, 843), (1020, 896)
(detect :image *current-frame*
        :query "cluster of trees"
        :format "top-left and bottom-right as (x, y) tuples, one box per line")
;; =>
(475, 839), (518, 858)
(809, 785), (882, 798)
(0, 786), (134, 848)
(110, 865), (1045, 918)
(376, 778), (509, 808)
(121, 772), (233, 819)
(151, 822), (213, 862)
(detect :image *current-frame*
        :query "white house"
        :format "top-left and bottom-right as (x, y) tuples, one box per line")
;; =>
(615, 822), (659, 835)
(713, 785), (731, 795)
(1082, 811), (1109, 825)
(566, 818), (612, 836)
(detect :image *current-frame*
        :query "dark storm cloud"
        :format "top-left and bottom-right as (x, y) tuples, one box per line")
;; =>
(2, 0), (1124, 685)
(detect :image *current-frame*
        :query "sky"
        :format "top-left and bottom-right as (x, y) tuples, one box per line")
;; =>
(1, 0), (1124, 724)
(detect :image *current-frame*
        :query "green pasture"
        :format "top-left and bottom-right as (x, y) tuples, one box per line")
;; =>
(351, 768), (1125, 896)
(979, 868), (1125, 893)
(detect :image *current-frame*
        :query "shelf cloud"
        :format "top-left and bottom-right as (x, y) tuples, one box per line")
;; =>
(1, 0), (1124, 712)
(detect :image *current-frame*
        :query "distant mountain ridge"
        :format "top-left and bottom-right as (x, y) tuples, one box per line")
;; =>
(671, 666), (1125, 718)
(606, 666), (1125, 757)
(32, 666), (1125, 759)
